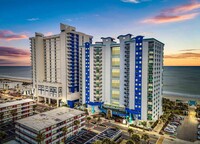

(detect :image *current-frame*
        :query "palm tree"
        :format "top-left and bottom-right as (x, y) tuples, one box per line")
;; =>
(74, 120), (80, 132)
(131, 134), (140, 144)
(102, 138), (115, 144)
(141, 134), (150, 144)
(97, 116), (101, 126)
(126, 139), (134, 144)
(93, 115), (97, 120)
(93, 140), (102, 144)
(36, 132), (45, 144)
(33, 105), (37, 111)
(0, 112), (4, 123)
(0, 131), (6, 138)
(10, 109), (17, 123)
(86, 116), (91, 127)
(84, 108), (89, 116)
(107, 109), (112, 120)
(62, 126), (68, 142)
(141, 121), (147, 128)
(128, 128), (134, 137)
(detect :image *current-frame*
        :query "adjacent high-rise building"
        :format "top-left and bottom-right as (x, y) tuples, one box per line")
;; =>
(30, 23), (92, 107)
(80, 34), (164, 121)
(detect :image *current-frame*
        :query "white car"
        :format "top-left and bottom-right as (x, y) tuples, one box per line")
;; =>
(164, 127), (175, 134)
(168, 124), (178, 128)
(170, 122), (180, 126)
(166, 126), (176, 132)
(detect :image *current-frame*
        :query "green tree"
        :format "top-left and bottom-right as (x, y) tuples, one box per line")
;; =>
(36, 132), (45, 144)
(93, 140), (102, 144)
(10, 109), (17, 122)
(141, 134), (150, 143)
(0, 131), (6, 141)
(126, 139), (134, 144)
(107, 109), (112, 120)
(141, 121), (147, 128)
(93, 115), (97, 119)
(0, 112), (4, 123)
(74, 120), (80, 132)
(131, 134), (140, 144)
(33, 105), (37, 111)
(128, 128), (134, 137)
(102, 138), (115, 144)
(86, 116), (92, 127)
(97, 116), (101, 126)
(84, 108), (89, 116)
(62, 126), (68, 141)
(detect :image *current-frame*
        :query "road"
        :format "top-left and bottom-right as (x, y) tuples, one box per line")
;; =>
(177, 107), (198, 142)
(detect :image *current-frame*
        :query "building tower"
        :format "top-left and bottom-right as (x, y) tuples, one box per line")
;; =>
(80, 34), (164, 121)
(30, 23), (92, 107)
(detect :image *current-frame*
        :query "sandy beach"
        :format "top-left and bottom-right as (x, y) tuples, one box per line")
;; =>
(163, 94), (200, 102)
(0, 76), (31, 83)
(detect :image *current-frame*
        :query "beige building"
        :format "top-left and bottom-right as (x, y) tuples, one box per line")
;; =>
(30, 23), (92, 107)
(0, 99), (36, 124)
(15, 107), (85, 144)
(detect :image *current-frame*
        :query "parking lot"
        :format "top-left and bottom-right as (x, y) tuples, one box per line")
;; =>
(177, 107), (198, 142)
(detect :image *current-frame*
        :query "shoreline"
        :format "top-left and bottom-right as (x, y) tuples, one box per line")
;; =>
(0, 76), (31, 83)
(163, 94), (200, 102)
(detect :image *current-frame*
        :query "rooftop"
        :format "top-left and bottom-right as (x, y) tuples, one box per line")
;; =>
(16, 107), (85, 131)
(0, 99), (35, 108)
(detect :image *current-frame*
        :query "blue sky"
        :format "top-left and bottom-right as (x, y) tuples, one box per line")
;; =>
(0, 0), (200, 66)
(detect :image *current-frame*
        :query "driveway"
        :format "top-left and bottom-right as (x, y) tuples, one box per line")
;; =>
(177, 107), (198, 142)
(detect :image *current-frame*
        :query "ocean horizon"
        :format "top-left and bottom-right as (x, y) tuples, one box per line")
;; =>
(0, 66), (200, 98)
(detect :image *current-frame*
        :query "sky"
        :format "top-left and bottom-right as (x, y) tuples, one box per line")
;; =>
(0, 0), (200, 66)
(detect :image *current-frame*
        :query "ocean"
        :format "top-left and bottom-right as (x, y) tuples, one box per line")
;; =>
(0, 66), (200, 98)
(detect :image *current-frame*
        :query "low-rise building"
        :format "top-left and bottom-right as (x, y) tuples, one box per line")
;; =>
(15, 107), (85, 144)
(0, 99), (36, 124)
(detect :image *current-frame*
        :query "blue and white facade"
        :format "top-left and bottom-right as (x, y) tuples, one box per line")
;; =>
(30, 23), (92, 107)
(80, 34), (164, 121)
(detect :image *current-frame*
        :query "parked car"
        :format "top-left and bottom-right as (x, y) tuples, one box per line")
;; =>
(166, 126), (176, 132)
(198, 124), (200, 129)
(173, 120), (181, 125)
(169, 123), (179, 128)
(197, 135), (200, 140)
(170, 122), (180, 126)
(197, 131), (200, 135)
(167, 124), (177, 130)
(164, 127), (175, 134)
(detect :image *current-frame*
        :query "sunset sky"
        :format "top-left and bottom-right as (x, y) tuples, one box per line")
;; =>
(0, 0), (200, 66)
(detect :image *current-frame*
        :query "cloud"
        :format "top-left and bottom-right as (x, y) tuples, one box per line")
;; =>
(143, 13), (198, 24)
(179, 49), (200, 52)
(121, 0), (139, 3)
(0, 46), (30, 57)
(164, 52), (200, 59)
(0, 30), (28, 41)
(45, 32), (53, 36)
(121, 0), (150, 3)
(27, 18), (39, 21)
(164, 2), (200, 13)
(65, 18), (72, 22)
(142, 1), (200, 24)
(0, 46), (30, 66)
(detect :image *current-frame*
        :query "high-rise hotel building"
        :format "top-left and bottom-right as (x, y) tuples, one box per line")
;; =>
(30, 24), (92, 107)
(80, 34), (164, 121)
